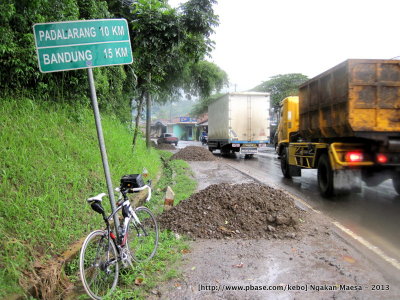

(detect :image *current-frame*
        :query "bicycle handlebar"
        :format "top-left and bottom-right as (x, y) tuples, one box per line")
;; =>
(130, 185), (152, 202)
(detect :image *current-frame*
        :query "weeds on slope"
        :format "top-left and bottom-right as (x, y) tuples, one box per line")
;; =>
(0, 97), (161, 297)
(65, 150), (197, 299)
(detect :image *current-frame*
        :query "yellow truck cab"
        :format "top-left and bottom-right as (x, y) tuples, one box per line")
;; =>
(276, 96), (299, 156)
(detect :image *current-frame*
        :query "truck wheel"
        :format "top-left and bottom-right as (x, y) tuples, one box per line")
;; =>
(392, 172), (400, 195)
(281, 147), (291, 179)
(317, 154), (334, 197)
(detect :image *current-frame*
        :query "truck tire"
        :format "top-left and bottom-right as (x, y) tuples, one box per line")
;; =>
(317, 154), (334, 197)
(392, 172), (400, 195)
(281, 147), (291, 179)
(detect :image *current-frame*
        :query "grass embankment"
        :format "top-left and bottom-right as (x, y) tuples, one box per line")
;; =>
(0, 98), (161, 297)
(65, 150), (197, 299)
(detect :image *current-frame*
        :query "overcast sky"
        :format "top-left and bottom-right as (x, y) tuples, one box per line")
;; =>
(170, 0), (400, 92)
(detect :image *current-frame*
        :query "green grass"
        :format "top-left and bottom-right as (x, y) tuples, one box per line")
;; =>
(65, 151), (196, 300)
(106, 154), (197, 299)
(0, 97), (161, 297)
(148, 151), (197, 214)
(64, 150), (197, 299)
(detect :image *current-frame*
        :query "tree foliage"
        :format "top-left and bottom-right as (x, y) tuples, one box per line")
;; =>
(183, 61), (228, 99)
(190, 92), (223, 116)
(125, 0), (221, 98)
(113, 0), (223, 145)
(252, 73), (309, 107)
(0, 0), (225, 126)
(0, 0), (132, 121)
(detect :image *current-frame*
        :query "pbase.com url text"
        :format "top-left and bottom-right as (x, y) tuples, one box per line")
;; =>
(198, 284), (372, 292)
(199, 284), (285, 292)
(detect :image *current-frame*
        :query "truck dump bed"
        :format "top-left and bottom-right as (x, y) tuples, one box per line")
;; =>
(299, 59), (400, 141)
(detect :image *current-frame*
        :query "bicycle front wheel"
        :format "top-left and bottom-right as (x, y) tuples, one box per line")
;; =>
(79, 230), (119, 300)
(127, 206), (159, 263)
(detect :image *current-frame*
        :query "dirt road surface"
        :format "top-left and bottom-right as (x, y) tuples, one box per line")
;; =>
(151, 159), (400, 300)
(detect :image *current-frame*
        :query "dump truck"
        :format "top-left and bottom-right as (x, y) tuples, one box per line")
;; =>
(208, 92), (270, 157)
(277, 59), (400, 196)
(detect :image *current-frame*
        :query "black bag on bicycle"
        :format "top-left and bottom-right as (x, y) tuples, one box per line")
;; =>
(120, 174), (145, 191)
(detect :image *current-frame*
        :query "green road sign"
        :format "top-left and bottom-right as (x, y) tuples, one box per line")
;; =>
(33, 19), (133, 73)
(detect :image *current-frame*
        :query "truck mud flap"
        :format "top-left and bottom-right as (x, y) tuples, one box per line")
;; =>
(289, 165), (301, 177)
(333, 169), (362, 193)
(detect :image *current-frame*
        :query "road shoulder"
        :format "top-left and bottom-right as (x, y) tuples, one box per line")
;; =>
(151, 160), (400, 299)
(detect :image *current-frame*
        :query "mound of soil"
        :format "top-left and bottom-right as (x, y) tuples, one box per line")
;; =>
(171, 146), (217, 161)
(158, 183), (305, 239)
(156, 143), (176, 150)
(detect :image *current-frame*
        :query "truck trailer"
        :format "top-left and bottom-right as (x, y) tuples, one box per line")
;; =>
(208, 92), (270, 157)
(277, 59), (400, 197)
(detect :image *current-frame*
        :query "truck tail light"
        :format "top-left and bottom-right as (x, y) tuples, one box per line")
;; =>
(345, 151), (364, 162)
(376, 153), (388, 164)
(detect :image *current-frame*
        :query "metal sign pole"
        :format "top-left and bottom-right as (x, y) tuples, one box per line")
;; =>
(33, 19), (133, 236)
(87, 67), (120, 231)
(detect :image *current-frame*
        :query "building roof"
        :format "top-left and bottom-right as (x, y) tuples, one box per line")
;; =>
(197, 120), (208, 126)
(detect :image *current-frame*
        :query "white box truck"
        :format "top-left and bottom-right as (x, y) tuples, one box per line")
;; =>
(208, 92), (270, 157)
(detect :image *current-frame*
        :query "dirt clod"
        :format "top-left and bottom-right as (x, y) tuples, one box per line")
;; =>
(171, 146), (217, 161)
(158, 183), (305, 239)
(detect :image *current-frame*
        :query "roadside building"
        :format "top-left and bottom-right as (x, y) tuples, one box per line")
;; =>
(171, 116), (197, 141)
(150, 116), (198, 141)
(196, 113), (208, 141)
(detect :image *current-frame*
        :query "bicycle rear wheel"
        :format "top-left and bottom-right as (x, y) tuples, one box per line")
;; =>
(79, 230), (119, 300)
(127, 206), (159, 263)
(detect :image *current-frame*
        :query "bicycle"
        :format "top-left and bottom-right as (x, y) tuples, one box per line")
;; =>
(79, 173), (159, 300)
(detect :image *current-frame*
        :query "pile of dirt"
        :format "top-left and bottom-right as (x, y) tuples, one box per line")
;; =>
(158, 183), (305, 239)
(170, 146), (217, 161)
(156, 143), (176, 150)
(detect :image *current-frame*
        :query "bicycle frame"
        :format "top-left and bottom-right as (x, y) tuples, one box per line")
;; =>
(81, 181), (157, 300)
(104, 185), (152, 251)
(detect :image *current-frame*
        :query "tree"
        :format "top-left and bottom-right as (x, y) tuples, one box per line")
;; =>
(0, 0), (132, 121)
(190, 92), (223, 116)
(252, 73), (308, 108)
(183, 60), (228, 99)
(0, 0), (224, 135)
(117, 0), (221, 147)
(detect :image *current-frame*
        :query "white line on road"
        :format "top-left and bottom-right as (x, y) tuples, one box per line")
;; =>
(332, 221), (400, 271)
(226, 161), (400, 272)
(287, 189), (400, 271)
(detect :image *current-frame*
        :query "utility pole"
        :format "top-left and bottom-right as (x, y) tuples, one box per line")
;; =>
(146, 73), (151, 149)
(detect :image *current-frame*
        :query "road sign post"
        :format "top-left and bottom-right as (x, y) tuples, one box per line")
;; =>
(33, 19), (134, 231)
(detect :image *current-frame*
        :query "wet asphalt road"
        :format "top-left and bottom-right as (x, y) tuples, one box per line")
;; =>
(219, 146), (400, 266)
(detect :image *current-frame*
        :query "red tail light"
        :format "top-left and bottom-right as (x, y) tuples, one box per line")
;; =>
(110, 232), (117, 240)
(377, 153), (388, 164)
(345, 151), (364, 162)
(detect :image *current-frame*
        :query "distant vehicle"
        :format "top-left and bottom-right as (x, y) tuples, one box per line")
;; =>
(157, 133), (178, 146)
(201, 134), (208, 145)
(277, 59), (400, 197)
(273, 130), (279, 153)
(207, 92), (270, 158)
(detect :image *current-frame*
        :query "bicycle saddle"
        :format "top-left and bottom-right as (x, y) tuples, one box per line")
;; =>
(87, 193), (107, 203)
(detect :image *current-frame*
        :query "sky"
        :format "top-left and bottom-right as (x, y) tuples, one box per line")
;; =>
(169, 0), (400, 92)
